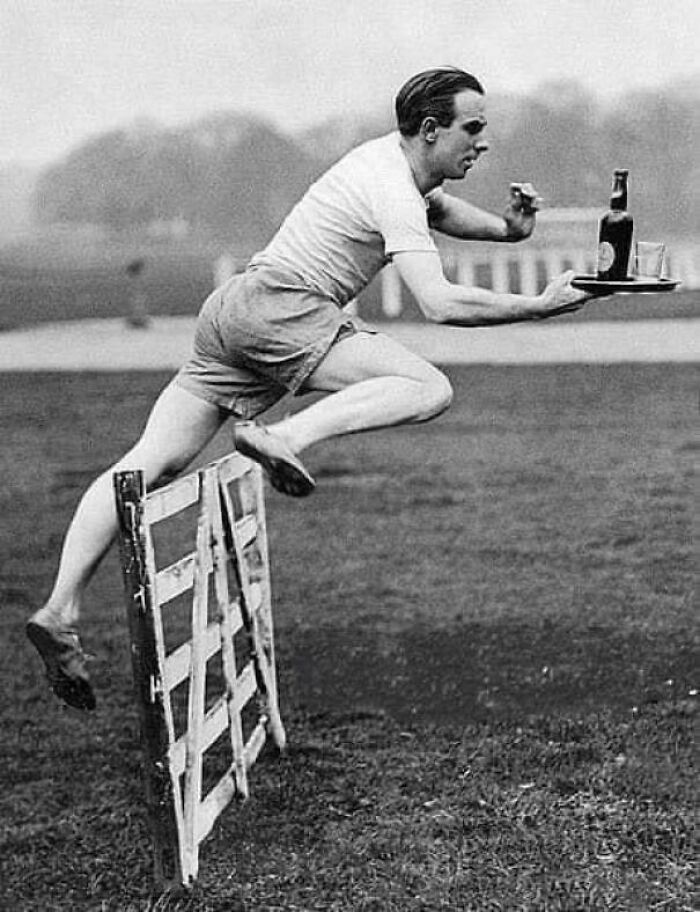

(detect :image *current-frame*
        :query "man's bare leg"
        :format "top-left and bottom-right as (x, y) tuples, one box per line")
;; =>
(33, 381), (225, 630)
(232, 332), (451, 494)
(27, 381), (226, 708)
(270, 331), (453, 453)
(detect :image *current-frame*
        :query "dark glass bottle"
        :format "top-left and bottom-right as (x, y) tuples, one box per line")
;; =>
(597, 169), (633, 280)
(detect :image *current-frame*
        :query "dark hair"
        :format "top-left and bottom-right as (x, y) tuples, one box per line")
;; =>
(395, 67), (485, 136)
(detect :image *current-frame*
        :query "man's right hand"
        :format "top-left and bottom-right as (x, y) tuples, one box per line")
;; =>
(538, 270), (590, 318)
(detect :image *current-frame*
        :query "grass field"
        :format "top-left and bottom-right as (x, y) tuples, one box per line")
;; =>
(0, 236), (216, 331)
(0, 363), (697, 911)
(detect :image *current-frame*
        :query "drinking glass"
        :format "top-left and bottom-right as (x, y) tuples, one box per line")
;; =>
(634, 241), (665, 279)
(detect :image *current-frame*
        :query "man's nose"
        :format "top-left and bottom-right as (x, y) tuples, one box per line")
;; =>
(475, 137), (489, 154)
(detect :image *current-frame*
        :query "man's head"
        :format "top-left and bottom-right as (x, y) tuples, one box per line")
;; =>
(395, 68), (489, 184)
(395, 67), (485, 137)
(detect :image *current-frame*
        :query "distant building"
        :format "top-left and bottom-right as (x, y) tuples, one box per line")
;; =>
(379, 208), (700, 317)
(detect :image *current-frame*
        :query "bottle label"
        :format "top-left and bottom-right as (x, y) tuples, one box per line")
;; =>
(597, 241), (615, 273)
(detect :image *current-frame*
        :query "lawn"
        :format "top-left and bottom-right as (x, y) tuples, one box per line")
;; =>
(0, 364), (697, 910)
(0, 236), (216, 331)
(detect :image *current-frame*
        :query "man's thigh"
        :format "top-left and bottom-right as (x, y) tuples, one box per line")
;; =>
(301, 330), (447, 393)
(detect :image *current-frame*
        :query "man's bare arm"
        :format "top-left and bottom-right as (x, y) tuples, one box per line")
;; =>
(428, 184), (540, 242)
(391, 250), (587, 326)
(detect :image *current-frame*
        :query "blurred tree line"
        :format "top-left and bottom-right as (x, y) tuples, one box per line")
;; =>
(33, 80), (699, 251)
(34, 113), (319, 252)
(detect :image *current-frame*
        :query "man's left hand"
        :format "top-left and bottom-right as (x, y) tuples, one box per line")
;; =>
(503, 182), (541, 241)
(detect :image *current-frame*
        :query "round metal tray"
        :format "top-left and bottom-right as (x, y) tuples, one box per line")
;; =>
(571, 275), (679, 294)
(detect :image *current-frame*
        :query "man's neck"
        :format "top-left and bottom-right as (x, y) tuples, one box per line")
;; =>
(398, 135), (442, 196)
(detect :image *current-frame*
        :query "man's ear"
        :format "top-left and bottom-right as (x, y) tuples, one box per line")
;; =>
(420, 117), (439, 143)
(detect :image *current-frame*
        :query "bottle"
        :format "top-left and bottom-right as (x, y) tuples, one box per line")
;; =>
(597, 169), (633, 280)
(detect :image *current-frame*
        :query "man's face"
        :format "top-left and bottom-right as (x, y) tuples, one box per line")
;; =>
(429, 89), (489, 180)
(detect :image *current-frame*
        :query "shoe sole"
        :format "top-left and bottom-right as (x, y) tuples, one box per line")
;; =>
(235, 426), (315, 497)
(26, 621), (96, 711)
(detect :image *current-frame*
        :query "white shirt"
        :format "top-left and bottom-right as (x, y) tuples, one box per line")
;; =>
(249, 132), (441, 306)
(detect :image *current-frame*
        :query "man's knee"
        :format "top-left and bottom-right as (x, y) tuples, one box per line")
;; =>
(116, 442), (188, 489)
(418, 369), (453, 420)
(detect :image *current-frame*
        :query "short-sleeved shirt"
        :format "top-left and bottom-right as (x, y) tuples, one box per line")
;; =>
(176, 131), (443, 416)
(248, 131), (442, 305)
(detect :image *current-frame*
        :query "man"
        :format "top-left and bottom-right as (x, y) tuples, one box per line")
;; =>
(26, 67), (588, 710)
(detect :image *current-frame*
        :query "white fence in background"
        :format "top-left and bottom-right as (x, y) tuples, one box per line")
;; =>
(380, 208), (700, 317)
(381, 241), (700, 316)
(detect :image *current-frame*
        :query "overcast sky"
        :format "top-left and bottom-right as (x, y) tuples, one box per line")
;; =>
(1, 0), (699, 166)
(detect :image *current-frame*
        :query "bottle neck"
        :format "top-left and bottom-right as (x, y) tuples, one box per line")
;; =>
(610, 173), (628, 210)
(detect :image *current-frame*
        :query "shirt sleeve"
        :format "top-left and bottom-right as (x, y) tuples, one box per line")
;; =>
(370, 171), (439, 257)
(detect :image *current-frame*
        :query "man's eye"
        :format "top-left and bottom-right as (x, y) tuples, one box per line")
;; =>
(464, 121), (485, 135)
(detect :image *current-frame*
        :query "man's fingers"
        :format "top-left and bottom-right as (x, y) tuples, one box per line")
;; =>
(510, 182), (542, 212)
(550, 269), (575, 290)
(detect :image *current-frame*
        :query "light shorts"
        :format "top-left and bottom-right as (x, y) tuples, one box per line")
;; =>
(175, 265), (366, 418)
